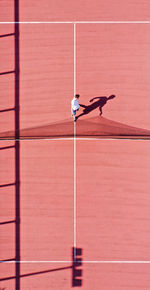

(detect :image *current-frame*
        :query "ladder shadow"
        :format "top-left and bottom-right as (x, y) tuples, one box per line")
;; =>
(0, 1), (20, 290)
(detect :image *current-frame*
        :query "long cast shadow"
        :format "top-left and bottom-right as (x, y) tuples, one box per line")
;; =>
(0, 33), (15, 38)
(0, 108), (15, 113)
(0, 183), (16, 188)
(0, 220), (16, 225)
(76, 95), (116, 120)
(0, 266), (72, 282)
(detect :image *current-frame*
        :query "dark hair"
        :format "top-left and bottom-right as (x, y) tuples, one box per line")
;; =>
(75, 94), (80, 98)
(108, 94), (116, 100)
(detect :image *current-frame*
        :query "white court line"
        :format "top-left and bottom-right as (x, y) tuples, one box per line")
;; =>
(73, 23), (77, 260)
(2, 260), (150, 264)
(83, 261), (150, 264)
(1, 21), (150, 24)
(0, 137), (149, 141)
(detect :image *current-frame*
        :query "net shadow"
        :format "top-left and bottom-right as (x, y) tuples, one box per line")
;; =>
(0, 116), (150, 139)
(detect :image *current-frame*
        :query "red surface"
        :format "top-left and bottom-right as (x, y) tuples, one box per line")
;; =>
(76, 24), (150, 130)
(77, 140), (150, 261)
(21, 263), (72, 290)
(19, 0), (150, 21)
(1, 2), (150, 289)
(0, 1), (14, 22)
(20, 24), (74, 129)
(0, 24), (15, 134)
(21, 140), (74, 261)
(79, 263), (150, 290)
(0, 262), (15, 290)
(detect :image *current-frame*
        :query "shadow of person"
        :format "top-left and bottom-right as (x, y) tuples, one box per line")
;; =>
(76, 95), (116, 120)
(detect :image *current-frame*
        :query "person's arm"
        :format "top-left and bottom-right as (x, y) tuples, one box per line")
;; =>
(89, 97), (100, 102)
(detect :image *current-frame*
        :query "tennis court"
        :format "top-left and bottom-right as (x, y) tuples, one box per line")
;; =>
(1, 1), (150, 289)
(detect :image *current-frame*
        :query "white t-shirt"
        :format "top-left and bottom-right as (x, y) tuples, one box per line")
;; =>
(71, 98), (80, 110)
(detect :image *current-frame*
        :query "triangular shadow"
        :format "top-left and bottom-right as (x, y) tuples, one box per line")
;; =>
(0, 116), (150, 139)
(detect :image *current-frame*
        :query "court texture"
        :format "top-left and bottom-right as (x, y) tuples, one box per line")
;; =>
(1, 0), (150, 289)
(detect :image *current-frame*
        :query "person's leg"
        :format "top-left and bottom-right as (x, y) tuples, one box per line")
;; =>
(73, 110), (76, 121)
(99, 106), (102, 115)
(75, 112), (85, 120)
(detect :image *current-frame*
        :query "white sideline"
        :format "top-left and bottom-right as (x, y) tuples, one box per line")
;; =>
(0, 138), (149, 141)
(2, 260), (150, 264)
(1, 21), (150, 24)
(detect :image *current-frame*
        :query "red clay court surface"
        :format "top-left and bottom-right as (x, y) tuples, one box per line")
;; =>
(1, 1), (150, 289)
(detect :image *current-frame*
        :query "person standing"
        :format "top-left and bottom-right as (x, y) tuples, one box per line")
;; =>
(71, 94), (80, 122)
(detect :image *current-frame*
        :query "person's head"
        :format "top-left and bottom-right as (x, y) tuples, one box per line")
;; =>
(108, 94), (116, 100)
(75, 94), (80, 99)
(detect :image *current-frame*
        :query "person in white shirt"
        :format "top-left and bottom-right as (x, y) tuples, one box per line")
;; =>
(71, 94), (80, 122)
